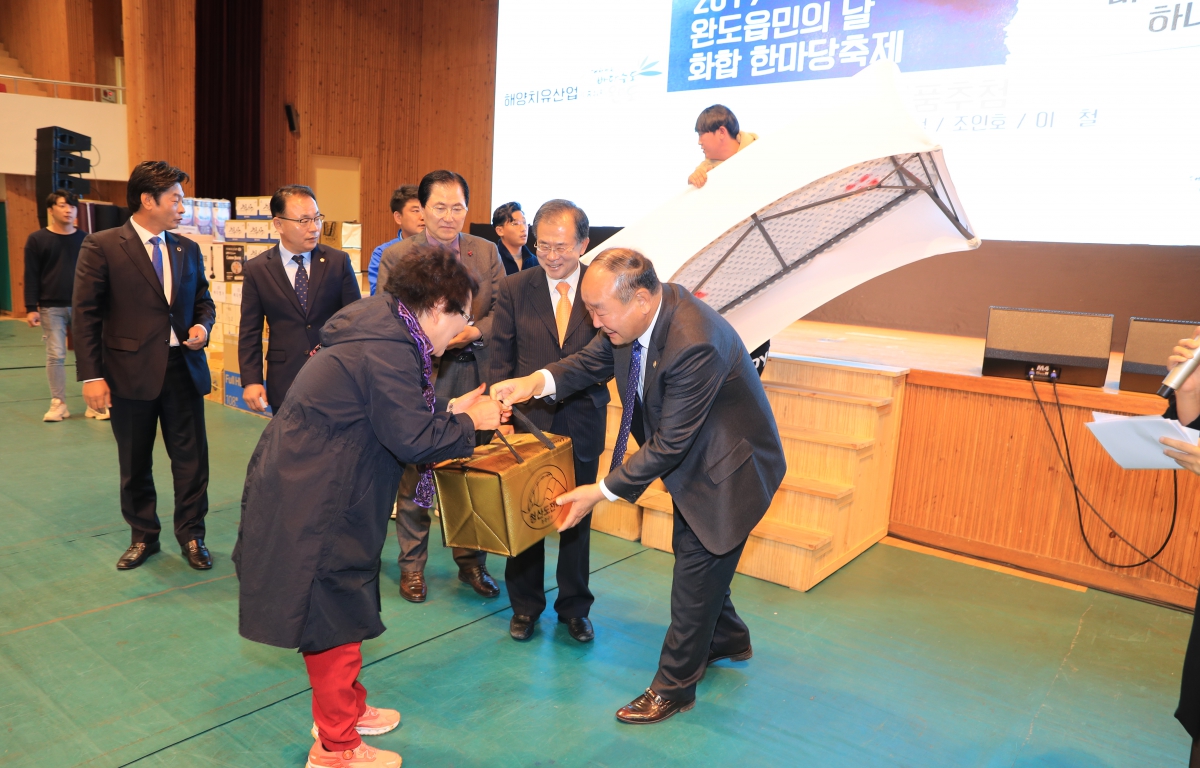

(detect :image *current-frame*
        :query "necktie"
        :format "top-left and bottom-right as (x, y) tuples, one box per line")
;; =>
(609, 340), (642, 474)
(554, 281), (571, 346)
(149, 236), (164, 287)
(292, 254), (309, 314)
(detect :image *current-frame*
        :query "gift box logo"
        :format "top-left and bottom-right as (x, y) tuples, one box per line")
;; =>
(522, 466), (569, 530)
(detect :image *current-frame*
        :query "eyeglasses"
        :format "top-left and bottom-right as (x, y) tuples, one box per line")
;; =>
(535, 242), (577, 257)
(460, 310), (475, 324)
(428, 204), (468, 218)
(275, 214), (326, 227)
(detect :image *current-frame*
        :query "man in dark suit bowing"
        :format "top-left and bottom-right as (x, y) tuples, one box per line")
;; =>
(488, 200), (607, 644)
(73, 161), (217, 571)
(238, 185), (361, 413)
(492, 248), (786, 724)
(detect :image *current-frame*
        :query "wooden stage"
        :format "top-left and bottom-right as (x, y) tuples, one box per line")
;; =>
(772, 321), (1200, 610)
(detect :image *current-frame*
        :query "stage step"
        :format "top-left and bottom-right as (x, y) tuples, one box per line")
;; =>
(777, 424), (874, 450)
(779, 473), (853, 502)
(750, 519), (832, 552)
(762, 381), (892, 411)
(639, 503), (832, 558)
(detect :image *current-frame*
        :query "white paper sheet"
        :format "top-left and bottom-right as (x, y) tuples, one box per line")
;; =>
(1085, 413), (1200, 470)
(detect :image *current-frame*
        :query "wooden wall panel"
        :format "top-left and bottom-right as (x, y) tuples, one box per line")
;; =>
(261, 0), (499, 257)
(3, 175), (37, 316)
(122, 0), (195, 187)
(0, 0), (99, 99)
(261, 0), (424, 258)
(890, 372), (1200, 608)
(92, 0), (124, 89)
(416, 0), (498, 228)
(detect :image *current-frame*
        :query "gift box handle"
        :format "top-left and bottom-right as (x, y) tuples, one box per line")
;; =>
(509, 407), (556, 450)
(494, 429), (525, 464)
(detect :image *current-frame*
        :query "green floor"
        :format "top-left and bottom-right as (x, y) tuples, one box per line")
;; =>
(0, 318), (1193, 767)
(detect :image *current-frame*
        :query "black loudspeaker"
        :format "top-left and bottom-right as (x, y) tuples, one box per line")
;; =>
(981, 307), (1114, 388)
(1120, 317), (1200, 394)
(36, 126), (92, 226)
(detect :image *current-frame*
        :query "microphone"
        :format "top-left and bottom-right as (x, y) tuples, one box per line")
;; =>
(1158, 334), (1200, 398)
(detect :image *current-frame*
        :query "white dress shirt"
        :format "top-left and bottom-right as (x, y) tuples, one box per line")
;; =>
(536, 295), (663, 501)
(130, 218), (180, 346)
(546, 262), (581, 309)
(278, 243), (312, 289)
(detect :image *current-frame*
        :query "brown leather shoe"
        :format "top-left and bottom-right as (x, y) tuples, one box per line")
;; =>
(116, 540), (160, 570)
(399, 570), (427, 603)
(181, 538), (213, 570)
(615, 688), (695, 725)
(458, 565), (500, 598)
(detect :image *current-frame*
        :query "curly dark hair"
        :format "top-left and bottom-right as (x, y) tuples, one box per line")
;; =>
(383, 244), (478, 317)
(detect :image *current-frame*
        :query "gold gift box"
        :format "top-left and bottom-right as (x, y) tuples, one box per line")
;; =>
(434, 432), (575, 557)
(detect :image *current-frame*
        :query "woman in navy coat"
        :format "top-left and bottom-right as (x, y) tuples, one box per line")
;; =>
(233, 246), (504, 768)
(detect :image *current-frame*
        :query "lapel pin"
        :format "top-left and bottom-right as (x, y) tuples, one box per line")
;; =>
(653, 361), (657, 368)
(320, 257), (325, 262)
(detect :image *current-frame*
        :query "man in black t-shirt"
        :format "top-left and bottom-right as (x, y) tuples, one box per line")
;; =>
(24, 190), (105, 422)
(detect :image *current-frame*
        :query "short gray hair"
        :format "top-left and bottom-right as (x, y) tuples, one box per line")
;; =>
(589, 248), (661, 304)
(532, 199), (589, 244)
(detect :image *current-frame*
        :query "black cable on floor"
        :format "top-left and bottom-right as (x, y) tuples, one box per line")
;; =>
(1027, 375), (1194, 589)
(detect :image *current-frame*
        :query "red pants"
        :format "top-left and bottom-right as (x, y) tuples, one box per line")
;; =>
(303, 642), (368, 751)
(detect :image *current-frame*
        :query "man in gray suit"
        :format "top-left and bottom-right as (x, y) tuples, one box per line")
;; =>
(377, 170), (505, 602)
(493, 248), (786, 725)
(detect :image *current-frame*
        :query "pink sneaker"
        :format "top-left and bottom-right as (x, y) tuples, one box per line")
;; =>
(310, 705), (401, 740)
(306, 741), (401, 768)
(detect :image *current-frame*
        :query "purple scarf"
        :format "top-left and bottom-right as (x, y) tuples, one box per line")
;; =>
(395, 299), (437, 508)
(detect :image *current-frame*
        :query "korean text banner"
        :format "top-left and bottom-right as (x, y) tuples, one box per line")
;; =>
(669, 0), (1018, 91)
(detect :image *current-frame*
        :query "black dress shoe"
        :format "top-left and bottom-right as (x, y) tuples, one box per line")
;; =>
(116, 540), (160, 570)
(708, 644), (752, 664)
(615, 688), (695, 725)
(559, 616), (594, 643)
(399, 570), (427, 603)
(510, 614), (536, 641)
(181, 538), (213, 570)
(458, 565), (500, 598)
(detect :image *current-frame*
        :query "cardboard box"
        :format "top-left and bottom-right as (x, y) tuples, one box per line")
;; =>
(434, 432), (575, 557)
(244, 220), (278, 242)
(210, 281), (226, 302)
(223, 331), (240, 372)
(205, 366), (223, 403)
(218, 302), (243, 326)
(235, 196), (272, 219)
(223, 219), (247, 241)
(245, 243), (272, 260)
(223, 371), (272, 417)
(181, 198), (195, 227)
(321, 221), (362, 250)
(344, 248), (362, 272)
(359, 272), (370, 295)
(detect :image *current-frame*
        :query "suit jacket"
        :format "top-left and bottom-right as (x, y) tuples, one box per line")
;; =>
(488, 264), (609, 463)
(239, 244), (361, 409)
(376, 231), (503, 369)
(546, 283), (786, 555)
(73, 221), (216, 399)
